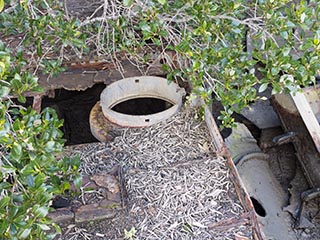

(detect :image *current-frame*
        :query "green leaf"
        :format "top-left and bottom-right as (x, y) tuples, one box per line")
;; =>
(1, 165), (16, 174)
(123, 0), (133, 7)
(31, 85), (43, 93)
(73, 175), (82, 189)
(11, 143), (22, 161)
(193, 61), (201, 71)
(0, 61), (6, 77)
(36, 223), (51, 231)
(11, 78), (22, 91)
(0, 182), (12, 190)
(52, 223), (61, 234)
(36, 41), (42, 56)
(139, 22), (151, 32)
(258, 83), (268, 93)
(0, 221), (9, 235)
(14, 73), (21, 81)
(286, 20), (295, 28)
(280, 31), (288, 40)
(271, 67), (279, 76)
(34, 173), (45, 188)
(12, 194), (24, 203)
(300, 12), (306, 23)
(21, 164), (35, 175)
(18, 228), (31, 239)
(34, 206), (49, 218)
(157, 0), (166, 4)
(124, 227), (137, 239)
(71, 38), (84, 48)
(17, 95), (26, 103)
(0, 0), (4, 13)
(70, 155), (81, 169)
(50, 175), (61, 186)
(0, 136), (12, 144)
(9, 223), (18, 236)
(282, 47), (291, 57)
(25, 175), (35, 187)
(232, 28), (241, 34)
(44, 141), (55, 152)
(0, 196), (10, 210)
(61, 181), (71, 191)
(0, 86), (10, 98)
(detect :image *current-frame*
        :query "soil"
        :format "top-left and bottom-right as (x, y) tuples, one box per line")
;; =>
(259, 127), (297, 190)
(62, 210), (137, 240)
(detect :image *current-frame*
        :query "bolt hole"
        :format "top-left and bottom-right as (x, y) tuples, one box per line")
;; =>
(145, 119), (150, 122)
(250, 197), (266, 217)
(135, 79), (140, 83)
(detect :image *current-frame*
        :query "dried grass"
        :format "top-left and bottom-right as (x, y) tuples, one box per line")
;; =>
(62, 107), (253, 239)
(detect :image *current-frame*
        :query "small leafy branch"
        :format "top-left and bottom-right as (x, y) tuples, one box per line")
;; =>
(0, 0), (86, 77)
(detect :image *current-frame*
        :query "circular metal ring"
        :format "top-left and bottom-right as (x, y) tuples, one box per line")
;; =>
(100, 76), (186, 127)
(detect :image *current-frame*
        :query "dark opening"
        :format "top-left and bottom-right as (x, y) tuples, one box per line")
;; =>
(250, 197), (266, 217)
(42, 83), (106, 145)
(111, 97), (173, 115)
(159, 58), (167, 64)
(51, 196), (70, 209)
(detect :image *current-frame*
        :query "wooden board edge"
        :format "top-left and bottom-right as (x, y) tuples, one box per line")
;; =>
(204, 104), (266, 240)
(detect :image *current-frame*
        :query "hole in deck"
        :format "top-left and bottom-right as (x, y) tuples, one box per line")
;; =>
(250, 197), (266, 217)
(111, 97), (173, 116)
(42, 83), (106, 145)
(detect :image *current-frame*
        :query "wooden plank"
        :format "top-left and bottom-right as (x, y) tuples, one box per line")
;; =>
(204, 104), (265, 240)
(204, 105), (225, 154)
(291, 91), (320, 153)
(303, 85), (320, 123)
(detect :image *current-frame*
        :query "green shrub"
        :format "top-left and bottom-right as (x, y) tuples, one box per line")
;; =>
(2, 0), (320, 127)
(0, 42), (81, 239)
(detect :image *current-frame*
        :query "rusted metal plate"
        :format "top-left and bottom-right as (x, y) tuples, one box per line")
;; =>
(272, 93), (320, 187)
(89, 101), (122, 142)
(38, 59), (165, 92)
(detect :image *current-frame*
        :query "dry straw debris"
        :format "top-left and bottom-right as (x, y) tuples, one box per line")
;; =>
(63, 107), (252, 239)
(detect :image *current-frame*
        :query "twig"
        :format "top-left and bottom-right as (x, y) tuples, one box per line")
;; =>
(207, 212), (251, 231)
